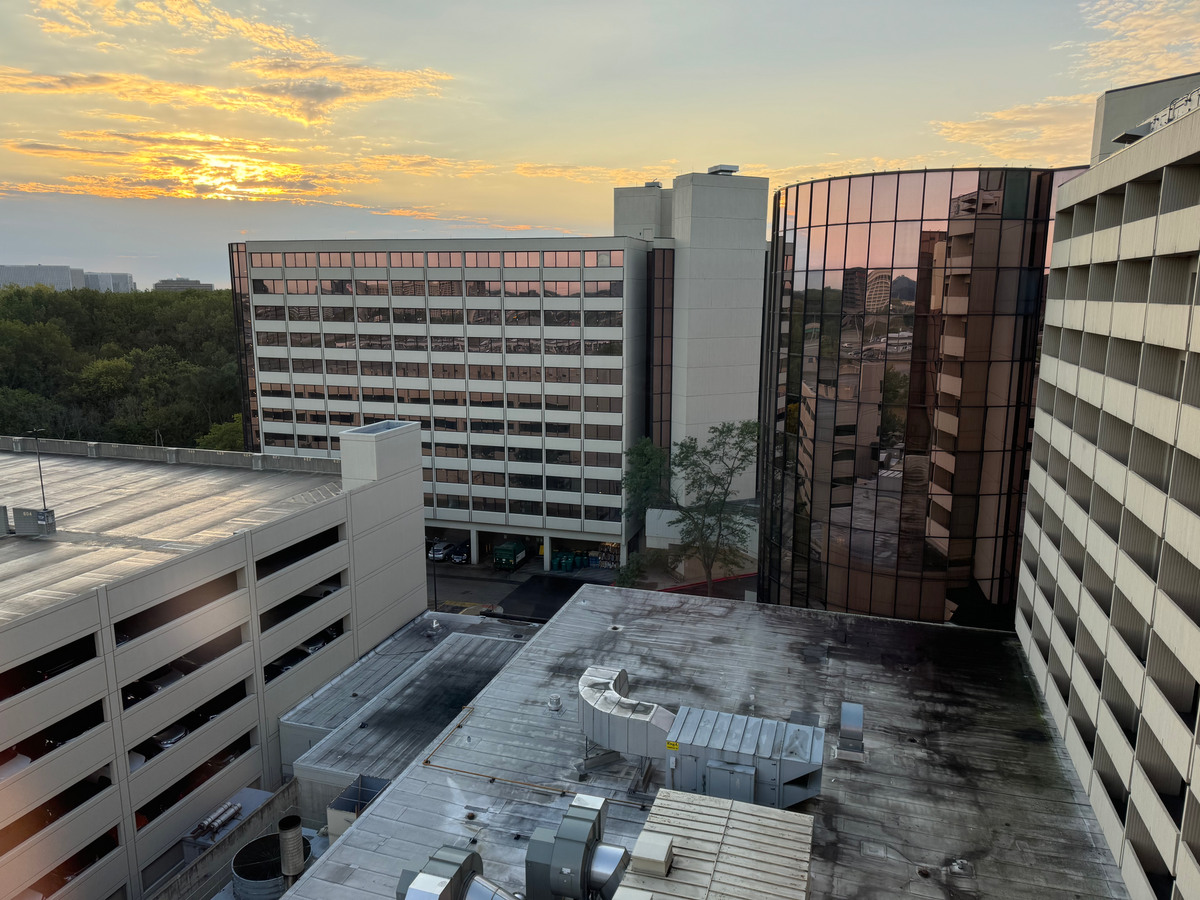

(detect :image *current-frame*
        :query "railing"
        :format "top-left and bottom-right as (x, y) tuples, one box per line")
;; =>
(0, 436), (340, 475)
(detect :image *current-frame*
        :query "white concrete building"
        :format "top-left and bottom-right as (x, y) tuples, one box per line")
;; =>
(0, 421), (425, 900)
(1019, 87), (1200, 899)
(0, 265), (85, 291)
(229, 168), (768, 566)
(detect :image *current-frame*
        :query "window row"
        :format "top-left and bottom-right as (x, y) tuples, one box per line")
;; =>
(251, 250), (623, 270)
(438, 445), (620, 467)
(265, 393), (620, 413)
(428, 470), (620, 493)
(256, 306), (623, 327)
(1043, 325), (1200, 406)
(253, 279), (623, 298)
(424, 495), (620, 519)
(1045, 255), (1199, 306)
(257, 334), (622, 356)
(257, 359), (620, 383)
(264, 421), (622, 441)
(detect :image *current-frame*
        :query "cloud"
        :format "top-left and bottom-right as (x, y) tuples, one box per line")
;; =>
(1074, 0), (1200, 85)
(931, 95), (1094, 166)
(359, 154), (497, 179)
(3, 139), (128, 161)
(514, 161), (680, 184)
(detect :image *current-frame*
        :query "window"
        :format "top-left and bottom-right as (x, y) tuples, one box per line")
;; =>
(467, 308), (501, 324)
(544, 281), (581, 298)
(429, 308), (464, 324)
(510, 499), (543, 516)
(363, 412), (394, 425)
(253, 279), (285, 294)
(329, 385), (359, 401)
(509, 473), (543, 489)
(262, 408), (293, 422)
(504, 251), (540, 268)
(362, 387), (395, 403)
(471, 445), (504, 460)
(284, 251), (317, 267)
(436, 494), (469, 510)
(286, 280), (318, 294)
(424, 492), (433, 507)
(429, 280), (462, 297)
(547, 449), (581, 465)
(259, 357), (288, 372)
(470, 419), (503, 434)
(288, 305), (319, 321)
(544, 310), (580, 327)
(289, 332), (320, 347)
(431, 363), (465, 379)
(585, 310), (622, 327)
(506, 338), (541, 354)
(547, 476), (581, 492)
(473, 496), (505, 512)
(435, 442), (466, 458)
(468, 337), (502, 353)
(583, 250), (624, 267)
(295, 384), (325, 399)
(585, 397), (621, 412)
(470, 391), (504, 407)
(504, 281), (540, 297)
(355, 280), (388, 295)
(466, 251), (501, 268)
(509, 421), (543, 437)
(470, 364), (505, 381)
(436, 469), (469, 484)
(398, 388), (430, 403)
(546, 502), (581, 518)
(433, 390), (466, 406)
(507, 393), (542, 409)
(545, 339), (581, 355)
(292, 359), (321, 373)
(545, 394), (582, 412)
(395, 335), (428, 351)
(390, 251), (424, 268)
(435, 417), (467, 432)
(324, 333), (355, 349)
(264, 432), (294, 447)
(585, 478), (621, 495)
(260, 382), (291, 398)
(545, 422), (581, 438)
(353, 251), (388, 267)
(319, 252), (353, 267)
(545, 367), (580, 383)
(326, 360), (358, 375)
(329, 411), (360, 426)
(393, 307), (427, 324)
(362, 361), (393, 376)
(358, 334), (391, 350)
(257, 332), (286, 346)
(472, 471), (504, 486)
(585, 368), (622, 385)
(544, 251), (581, 268)
(585, 505), (620, 521)
(506, 365), (540, 382)
(392, 280), (425, 296)
(397, 362), (429, 377)
(585, 424), (622, 441)
(297, 410), (326, 424)
(466, 281), (502, 297)
(431, 336), (464, 352)
(427, 252), (462, 268)
(358, 306), (389, 322)
(584, 281), (622, 297)
(251, 252), (283, 267)
(323, 306), (354, 322)
(509, 447), (542, 463)
(584, 340), (622, 357)
(505, 309), (540, 326)
(255, 305), (284, 320)
(321, 279), (353, 294)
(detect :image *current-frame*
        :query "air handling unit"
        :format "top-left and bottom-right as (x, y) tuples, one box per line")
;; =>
(396, 846), (520, 900)
(577, 665), (824, 809)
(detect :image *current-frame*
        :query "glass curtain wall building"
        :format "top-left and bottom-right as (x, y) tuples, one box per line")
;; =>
(758, 167), (1080, 622)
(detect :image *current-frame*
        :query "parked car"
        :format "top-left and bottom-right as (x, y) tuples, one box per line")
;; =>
(143, 666), (184, 692)
(151, 723), (189, 750)
(301, 632), (328, 654)
(428, 540), (454, 561)
(121, 680), (155, 709)
(0, 746), (31, 782)
(449, 542), (470, 564)
(172, 655), (203, 675)
(263, 647), (310, 682)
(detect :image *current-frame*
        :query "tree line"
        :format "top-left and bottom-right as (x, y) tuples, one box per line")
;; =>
(0, 285), (243, 449)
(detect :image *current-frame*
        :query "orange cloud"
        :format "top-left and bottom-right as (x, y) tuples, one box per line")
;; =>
(514, 161), (680, 184)
(931, 95), (1094, 166)
(1073, 0), (1200, 84)
(358, 154), (497, 179)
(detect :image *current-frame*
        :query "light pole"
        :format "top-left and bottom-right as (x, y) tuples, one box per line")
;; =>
(25, 429), (48, 511)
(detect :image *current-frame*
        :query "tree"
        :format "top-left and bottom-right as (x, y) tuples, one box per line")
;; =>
(622, 420), (759, 597)
(197, 415), (245, 451)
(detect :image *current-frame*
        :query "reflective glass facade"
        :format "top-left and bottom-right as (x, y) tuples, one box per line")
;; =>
(758, 168), (1080, 622)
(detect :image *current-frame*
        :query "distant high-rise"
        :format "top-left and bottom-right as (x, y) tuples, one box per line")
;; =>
(85, 271), (136, 292)
(153, 277), (213, 292)
(0, 265), (135, 292)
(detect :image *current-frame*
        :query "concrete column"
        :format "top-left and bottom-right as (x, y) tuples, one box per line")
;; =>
(470, 528), (479, 565)
(544, 535), (552, 571)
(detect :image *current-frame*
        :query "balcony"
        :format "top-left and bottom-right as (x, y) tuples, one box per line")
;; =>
(1130, 762), (1181, 875)
(1141, 678), (1194, 780)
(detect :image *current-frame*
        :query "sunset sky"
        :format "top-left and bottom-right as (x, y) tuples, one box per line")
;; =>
(2, 0), (1200, 288)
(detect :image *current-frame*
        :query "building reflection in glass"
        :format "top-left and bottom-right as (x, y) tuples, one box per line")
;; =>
(758, 168), (1080, 623)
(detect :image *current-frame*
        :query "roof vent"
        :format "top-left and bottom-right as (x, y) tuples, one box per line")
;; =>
(707, 164), (739, 176)
(644, 180), (662, 188)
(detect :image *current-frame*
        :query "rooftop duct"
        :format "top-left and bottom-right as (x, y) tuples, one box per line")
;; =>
(578, 667), (675, 759)
(396, 846), (520, 900)
(707, 164), (739, 176)
(526, 795), (628, 900)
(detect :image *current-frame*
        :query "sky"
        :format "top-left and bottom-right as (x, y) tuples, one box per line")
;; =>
(2, 0), (1200, 289)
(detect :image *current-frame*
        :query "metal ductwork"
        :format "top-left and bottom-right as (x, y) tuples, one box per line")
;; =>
(278, 815), (305, 887)
(577, 666), (675, 758)
(397, 846), (521, 900)
(526, 795), (628, 900)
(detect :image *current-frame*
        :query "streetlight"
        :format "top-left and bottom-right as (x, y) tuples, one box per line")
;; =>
(24, 429), (48, 511)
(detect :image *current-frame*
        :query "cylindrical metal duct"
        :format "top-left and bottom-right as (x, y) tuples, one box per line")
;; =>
(232, 833), (311, 900)
(462, 874), (523, 900)
(279, 815), (305, 880)
(588, 842), (629, 900)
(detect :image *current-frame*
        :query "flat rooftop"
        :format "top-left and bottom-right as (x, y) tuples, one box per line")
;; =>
(289, 586), (1128, 900)
(0, 452), (341, 625)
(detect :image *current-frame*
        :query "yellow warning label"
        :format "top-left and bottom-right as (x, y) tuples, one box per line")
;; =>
(666, 741), (679, 751)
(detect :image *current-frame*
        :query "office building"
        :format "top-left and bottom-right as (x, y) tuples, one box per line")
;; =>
(84, 272), (137, 293)
(152, 278), (213, 292)
(0, 266), (136, 293)
(1092, 71), (1200, 166)
(757, 165), (1083, 621)
(0, 420), (425, 900)
(1019, 86), (1200, 899)
(228, 168), (768, 565)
